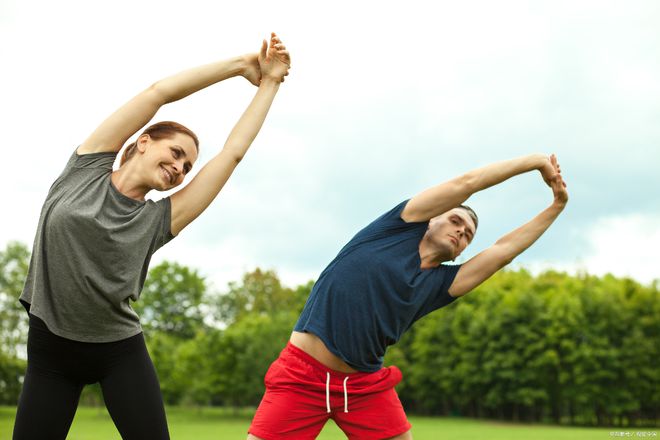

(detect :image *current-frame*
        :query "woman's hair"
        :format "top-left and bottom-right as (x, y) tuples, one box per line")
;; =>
(120, 121), (199, 166)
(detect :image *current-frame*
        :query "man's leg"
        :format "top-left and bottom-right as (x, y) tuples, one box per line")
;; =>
(386, 430), (413, 440)
(332, 367), (411, 440)
(248, 345), (334, 440)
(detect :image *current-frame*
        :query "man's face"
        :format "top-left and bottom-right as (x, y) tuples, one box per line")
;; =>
(426, 208), (476, 261)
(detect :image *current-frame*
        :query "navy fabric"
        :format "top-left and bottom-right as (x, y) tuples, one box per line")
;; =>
(294, 200), (461, 372)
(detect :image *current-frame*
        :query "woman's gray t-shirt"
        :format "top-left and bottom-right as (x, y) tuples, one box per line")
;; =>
(20, 150), (174, 342)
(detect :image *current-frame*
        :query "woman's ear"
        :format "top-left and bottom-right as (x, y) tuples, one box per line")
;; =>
(136, 134), (150, 153)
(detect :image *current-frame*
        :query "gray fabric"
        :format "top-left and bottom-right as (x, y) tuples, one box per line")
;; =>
(20, 149), (174, 342)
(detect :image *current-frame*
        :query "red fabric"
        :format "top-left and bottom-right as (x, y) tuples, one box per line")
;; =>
(249, 342), (411, 440)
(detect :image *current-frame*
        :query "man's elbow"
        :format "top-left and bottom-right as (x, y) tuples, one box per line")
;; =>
(493, 243), (517, 268)
(454, 172), (479, 196)
(499, 254), (515, 268)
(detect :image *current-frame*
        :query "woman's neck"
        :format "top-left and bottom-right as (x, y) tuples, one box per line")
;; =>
(111, 166), (149, 201)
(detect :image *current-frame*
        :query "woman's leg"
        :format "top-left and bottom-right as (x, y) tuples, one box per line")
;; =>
(12, 325), (84, 440)
(100, 334), (169, 440)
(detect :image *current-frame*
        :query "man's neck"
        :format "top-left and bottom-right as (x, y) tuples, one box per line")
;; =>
(418, 238), (448, 270)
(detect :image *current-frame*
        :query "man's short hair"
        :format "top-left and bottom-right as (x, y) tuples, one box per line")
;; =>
(458, 205), (478, 230)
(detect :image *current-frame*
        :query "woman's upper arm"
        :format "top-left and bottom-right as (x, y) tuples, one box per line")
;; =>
(168, 150), (241, 236)
(77, 85), (166, 155)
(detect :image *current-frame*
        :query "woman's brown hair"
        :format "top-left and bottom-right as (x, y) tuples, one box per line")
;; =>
(120, 121), (199, 166)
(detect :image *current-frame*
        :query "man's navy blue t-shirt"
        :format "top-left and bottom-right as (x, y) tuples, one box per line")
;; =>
(294, 200), (461, 372)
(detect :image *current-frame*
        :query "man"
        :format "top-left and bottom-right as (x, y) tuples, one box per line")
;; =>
(248, 153), (568, 440)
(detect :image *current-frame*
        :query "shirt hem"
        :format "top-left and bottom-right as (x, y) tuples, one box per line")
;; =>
(293, 324), (383, 373)
(28, 308), (143, 343)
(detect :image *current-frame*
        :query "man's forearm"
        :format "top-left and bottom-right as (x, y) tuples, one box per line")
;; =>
(403, 154), (551, 222)
(463, 154), (547, 195)
(496, 202), (565, 263)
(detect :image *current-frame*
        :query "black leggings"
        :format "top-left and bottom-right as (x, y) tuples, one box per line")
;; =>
(13, 315), (169, 440)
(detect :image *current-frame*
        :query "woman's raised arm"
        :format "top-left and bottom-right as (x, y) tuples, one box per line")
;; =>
(169, 33), (291, 236)
(78, 53), (261, 155)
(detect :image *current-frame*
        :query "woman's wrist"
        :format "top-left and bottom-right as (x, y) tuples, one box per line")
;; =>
(259, 76), (282, 87)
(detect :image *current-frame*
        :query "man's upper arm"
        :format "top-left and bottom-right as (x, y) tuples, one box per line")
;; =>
(401, 177), (470, 223)
(448, 244), (512, 297)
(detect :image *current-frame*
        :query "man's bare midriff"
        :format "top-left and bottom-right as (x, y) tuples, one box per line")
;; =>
(289, 331), (358, 373)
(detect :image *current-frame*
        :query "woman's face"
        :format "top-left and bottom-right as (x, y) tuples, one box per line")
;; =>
(138, 132), (198, 191)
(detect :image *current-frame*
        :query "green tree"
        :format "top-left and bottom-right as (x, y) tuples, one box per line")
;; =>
(406, 269), (660, 426)
(0, 242), (30, 356)
(216, 268), (310, 325)
(0, 242), (30, 404)
(206, 269), (312, 405)
(211, 312), (295, 406)
(146, 331), (192, 404)
(144, 267), (313, 406)
(134, 261), (208, 340)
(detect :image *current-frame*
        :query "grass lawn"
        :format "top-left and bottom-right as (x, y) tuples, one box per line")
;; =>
(1, 405), (653, 439)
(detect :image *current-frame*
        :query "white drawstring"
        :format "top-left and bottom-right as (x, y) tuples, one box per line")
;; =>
(326, 373), (350, 413)
(343, 377), (349, 413)
(325, 372), (331, 413)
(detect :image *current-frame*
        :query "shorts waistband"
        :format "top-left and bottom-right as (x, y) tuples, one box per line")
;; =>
(284, 342), (365, 377)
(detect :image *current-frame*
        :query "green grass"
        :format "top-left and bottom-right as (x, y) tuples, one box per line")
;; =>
(1, 405), (654, 439)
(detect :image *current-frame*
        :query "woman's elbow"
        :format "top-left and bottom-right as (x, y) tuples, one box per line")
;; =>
(145, 82), (171, 105)
(220, 145), (245, 165)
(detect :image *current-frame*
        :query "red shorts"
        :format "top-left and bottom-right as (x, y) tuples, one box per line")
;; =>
(249, 342), (411, 440)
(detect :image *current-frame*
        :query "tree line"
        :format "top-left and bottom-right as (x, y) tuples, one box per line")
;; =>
(0, 242), (658, 426)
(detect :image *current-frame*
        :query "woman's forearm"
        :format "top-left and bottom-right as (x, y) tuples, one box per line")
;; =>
(221, 77), (281, 160)
(151, 56), (250, 104)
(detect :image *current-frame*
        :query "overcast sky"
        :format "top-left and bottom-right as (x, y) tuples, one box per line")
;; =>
(1, 0), (658, 291)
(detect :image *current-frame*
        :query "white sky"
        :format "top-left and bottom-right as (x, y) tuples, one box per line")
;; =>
(1, 0), (659, 290)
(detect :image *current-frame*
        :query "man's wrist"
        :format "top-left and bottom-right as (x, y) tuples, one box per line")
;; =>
(529, 153), (548, 170)
(238, 54), (256, 76)
(550, 200), (567, 212)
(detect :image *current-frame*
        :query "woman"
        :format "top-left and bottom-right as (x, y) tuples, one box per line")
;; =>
(14, 33), (291, 439)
